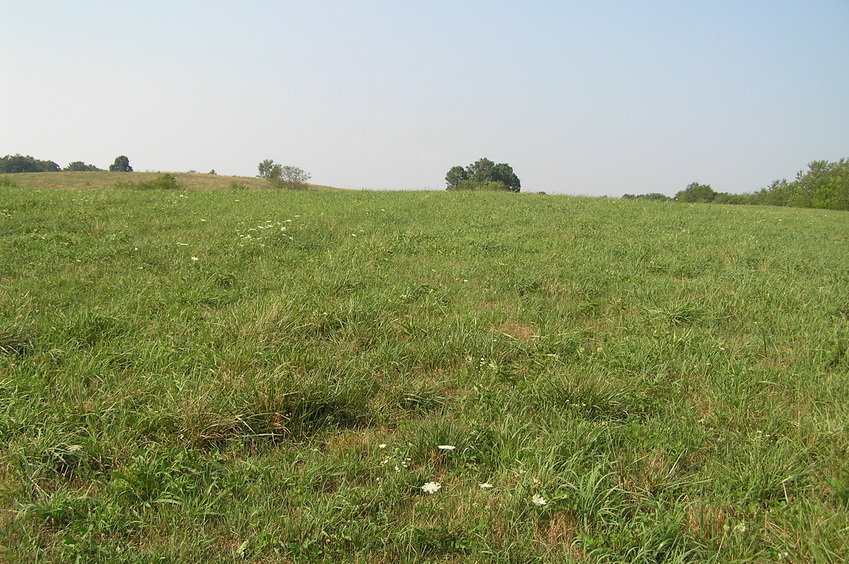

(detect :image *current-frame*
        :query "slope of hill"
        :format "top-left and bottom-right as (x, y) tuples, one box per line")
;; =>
(5, 171), (337, 191)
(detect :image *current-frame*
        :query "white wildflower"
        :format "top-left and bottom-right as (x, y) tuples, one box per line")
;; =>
(437, 445), (456, 451)
(479, 483), (494, 489)
(532, 494), (547, 507)
(191, 256), (199, 261)
(422, 482), (441, 494)
(378, 443), (387, 449)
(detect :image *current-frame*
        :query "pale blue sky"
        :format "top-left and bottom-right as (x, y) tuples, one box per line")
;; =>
(2, 1), (848, 195)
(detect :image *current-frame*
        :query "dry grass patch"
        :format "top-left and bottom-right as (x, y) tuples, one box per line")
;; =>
(494, 321), (537, 341)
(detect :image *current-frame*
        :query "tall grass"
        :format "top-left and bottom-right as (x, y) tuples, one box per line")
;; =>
(1, 184), (847, 562)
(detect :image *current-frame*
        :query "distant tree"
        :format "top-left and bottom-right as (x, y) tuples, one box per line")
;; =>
(798, 159), (849, 211)
(257, 159), (281, 179)
(258, 159), (311, 189)
(445, 157), (521, 192)
(41, 159), (60, 172)
(749, 179), (793, 207)
(712, 192), (749, 205)
(65, 161), (101, 172)
(747, 158), (849, 211)
(276, 165), (311, 190)
(109, 155), (133, 172)
(675, 182), (716, 203)
(0, 154), (59, 173)
(445, 165), (468, 188)
(465, 158), (497, 185)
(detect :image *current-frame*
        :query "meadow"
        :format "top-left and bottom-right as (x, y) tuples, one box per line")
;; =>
(0, 179), (847, 562)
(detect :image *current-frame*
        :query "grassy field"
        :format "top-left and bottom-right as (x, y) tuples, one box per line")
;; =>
(1, 180), (848, 562)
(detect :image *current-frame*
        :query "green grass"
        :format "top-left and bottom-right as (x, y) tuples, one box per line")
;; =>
(1, 181), (848, 562)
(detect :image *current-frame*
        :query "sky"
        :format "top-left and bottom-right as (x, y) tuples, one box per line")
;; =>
(2, 1), (848, 196)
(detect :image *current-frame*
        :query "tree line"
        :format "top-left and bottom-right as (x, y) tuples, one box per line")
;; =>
(623, 158), (849, 212)
(0, 154), (133, 173)
(5, 151), (845, 211)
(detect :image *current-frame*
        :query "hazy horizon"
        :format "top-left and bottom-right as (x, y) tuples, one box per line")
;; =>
(3, 1), (848, 196)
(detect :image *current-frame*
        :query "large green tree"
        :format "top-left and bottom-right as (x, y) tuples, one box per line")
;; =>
(445, 158), (521, 192)
(675, 182), (716, 203)
(109, 155), (133, 172)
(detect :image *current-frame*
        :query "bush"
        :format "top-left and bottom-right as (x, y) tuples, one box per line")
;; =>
(622, 193), (672, 202)
(117, 174), (182, 190)
(449, 179), (507, 191)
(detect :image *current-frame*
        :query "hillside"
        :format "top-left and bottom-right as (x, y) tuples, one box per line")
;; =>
(1, 184), (847, 562)
(4, 170), (337, 191)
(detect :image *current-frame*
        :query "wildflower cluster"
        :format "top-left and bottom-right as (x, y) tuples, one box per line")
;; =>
(378, 444), (411, 474)
(237, 218), (296, 247)
(422, 482), (441, 494)
(409, 445), (548, 508)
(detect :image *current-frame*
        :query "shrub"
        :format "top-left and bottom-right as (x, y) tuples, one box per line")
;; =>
(117, 173), (182, 190)
(449, 179), (508, 191)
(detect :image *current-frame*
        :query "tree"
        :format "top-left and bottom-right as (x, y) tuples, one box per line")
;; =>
(258, 159), (311, 189)
(276, 165), (311, 190)
(109, 155), (133, 172)
(799, 159), (849, 211)
(445, 158), (521, 192)
(491, 162), (521, 193)
(445, 165), (468, 188)
(0, 154), (59, 173)
(65, 161), (101, 172)
(257, 159), (281, 179)
(746, 158), (849, 211)
(675, 182), (716, 203)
